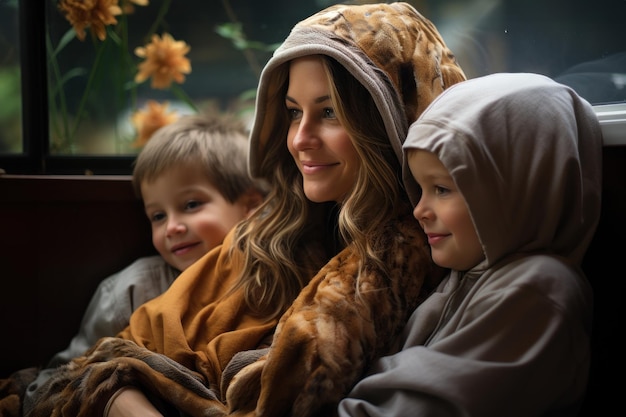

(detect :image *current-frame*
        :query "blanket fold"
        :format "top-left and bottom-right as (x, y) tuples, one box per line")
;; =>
(0, 367), (39, 417)
(23, 337), (226, 417)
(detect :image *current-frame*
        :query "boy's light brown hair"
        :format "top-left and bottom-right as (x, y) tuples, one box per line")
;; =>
(132, 112), (270, 202)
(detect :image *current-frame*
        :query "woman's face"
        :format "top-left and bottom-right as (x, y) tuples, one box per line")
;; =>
(286, 56), (360, 203)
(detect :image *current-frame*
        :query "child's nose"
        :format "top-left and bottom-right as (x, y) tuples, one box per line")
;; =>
(166, 216), (186, 235)
(413, 199), (432, 221)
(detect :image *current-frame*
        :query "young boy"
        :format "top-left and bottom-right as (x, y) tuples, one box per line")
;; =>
(23, 112), (269, 403)
(339, 73), (602, 416)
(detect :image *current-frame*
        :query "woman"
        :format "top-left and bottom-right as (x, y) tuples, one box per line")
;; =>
(24, 3), (465, 417)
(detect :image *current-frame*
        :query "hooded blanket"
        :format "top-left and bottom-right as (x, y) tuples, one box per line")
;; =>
(226, 2), (464, 416)
(15, 3), (465, 417)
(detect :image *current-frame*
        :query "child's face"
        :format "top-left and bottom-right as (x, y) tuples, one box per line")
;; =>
(141, 165), (256, 271)
(285, 56), (360, 203)
(408, 150), (484, 271)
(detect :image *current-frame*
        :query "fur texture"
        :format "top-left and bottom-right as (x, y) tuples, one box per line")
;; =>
(226, 215), (445, 417)
(298, 2), (466, 122)
(21, 216), (443, 417)
(24, 337), (226, 417)
(0, 367), (39, 417)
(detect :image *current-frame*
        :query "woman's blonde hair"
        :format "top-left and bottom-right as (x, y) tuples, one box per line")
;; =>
(232, 56), (411, 319)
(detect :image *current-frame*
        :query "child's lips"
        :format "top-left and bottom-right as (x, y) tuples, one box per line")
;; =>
(171, 242), (199, 255)
(426, 233), (448, 245)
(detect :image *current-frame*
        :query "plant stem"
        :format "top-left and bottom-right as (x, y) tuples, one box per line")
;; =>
(171, 84), (198, 112)
(46, 32), (72, 151)
(221, 0), (263, 78)
(146, 0), (172, 40)
(70, 36), (107, 146)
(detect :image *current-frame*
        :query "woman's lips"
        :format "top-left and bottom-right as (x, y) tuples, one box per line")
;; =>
(301, 161), (337, 175)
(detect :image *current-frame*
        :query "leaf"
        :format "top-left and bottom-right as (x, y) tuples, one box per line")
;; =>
(108, 28), (123, 46)
(49, 67), (88, 97)
(215, 22), (280, 52)
(50, 28), (77, 60)
(215, 22), (242, 40)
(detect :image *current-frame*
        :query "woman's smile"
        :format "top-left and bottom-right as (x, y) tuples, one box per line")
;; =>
(286, 56), (360, 203)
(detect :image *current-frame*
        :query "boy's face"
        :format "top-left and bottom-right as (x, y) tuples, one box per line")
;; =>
(141, 165), (256, 271)
(408, 149), (484, 271)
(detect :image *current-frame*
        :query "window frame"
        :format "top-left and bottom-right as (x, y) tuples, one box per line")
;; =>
(596, 103), (626, 147)
(1, 0), (624, 176)
(0, 0), (139, 175)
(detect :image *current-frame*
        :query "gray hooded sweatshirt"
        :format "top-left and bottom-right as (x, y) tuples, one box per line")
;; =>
(339, 73), (602, 417)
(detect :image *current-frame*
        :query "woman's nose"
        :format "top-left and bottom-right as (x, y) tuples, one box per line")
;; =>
(291, 116), (320, 151)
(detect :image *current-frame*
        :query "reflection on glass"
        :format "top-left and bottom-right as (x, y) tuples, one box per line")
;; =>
(0, 0), (22, 155)
(423, 0), (626, 105)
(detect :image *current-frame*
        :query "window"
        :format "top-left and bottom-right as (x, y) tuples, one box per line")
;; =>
(1, 0), (624, 175)
(0, 0), (22, 156)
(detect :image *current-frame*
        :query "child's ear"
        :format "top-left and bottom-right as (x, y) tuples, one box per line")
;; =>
(242, 188), (266, 217)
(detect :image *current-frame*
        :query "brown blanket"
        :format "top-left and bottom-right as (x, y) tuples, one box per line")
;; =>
(225, 215), (444, 417)
(23, 337), (226, 417)
(0, 367), (39, 417)
(19, 215), (442, 417)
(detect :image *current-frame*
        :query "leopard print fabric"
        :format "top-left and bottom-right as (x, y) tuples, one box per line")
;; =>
(226, 215), (446, 417)
(24, 337), (226, 417)
(297, 2), (466, 124)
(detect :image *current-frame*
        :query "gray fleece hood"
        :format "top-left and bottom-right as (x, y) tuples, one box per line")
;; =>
(248, 2), (466, 205)
(404, 73), (603, 266)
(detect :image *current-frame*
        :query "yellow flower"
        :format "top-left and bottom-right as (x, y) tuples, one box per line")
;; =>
(131, 100), (179, 148)
(58, 0), (123, 42)
(134, 33), (192, 90)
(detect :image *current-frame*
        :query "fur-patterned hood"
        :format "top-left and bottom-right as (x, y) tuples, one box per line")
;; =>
(248, 2), (466, 205)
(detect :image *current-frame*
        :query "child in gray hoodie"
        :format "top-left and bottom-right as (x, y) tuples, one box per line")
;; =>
(339, 73), (602, 417)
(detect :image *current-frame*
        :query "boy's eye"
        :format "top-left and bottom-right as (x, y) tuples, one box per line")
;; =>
(435, 185), (450, 196)
(185, 200), (202, 210)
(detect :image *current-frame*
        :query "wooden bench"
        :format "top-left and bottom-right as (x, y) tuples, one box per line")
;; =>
(0, 145), (624, 413)
(0, 175), (156, 375)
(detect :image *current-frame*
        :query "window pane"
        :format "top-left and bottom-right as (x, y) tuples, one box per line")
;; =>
(44, 0), (625, 157)
(0, 0), (22, 155)
(45, 0), (320, 156)
(427, 0), (626, 105)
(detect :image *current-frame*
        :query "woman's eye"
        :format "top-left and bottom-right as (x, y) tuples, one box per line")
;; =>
(323, 107), (336, 119)
(287, 108), (302, 121)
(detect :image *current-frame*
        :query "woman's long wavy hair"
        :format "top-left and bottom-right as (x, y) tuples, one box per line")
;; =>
(231, 55), (412, 320)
